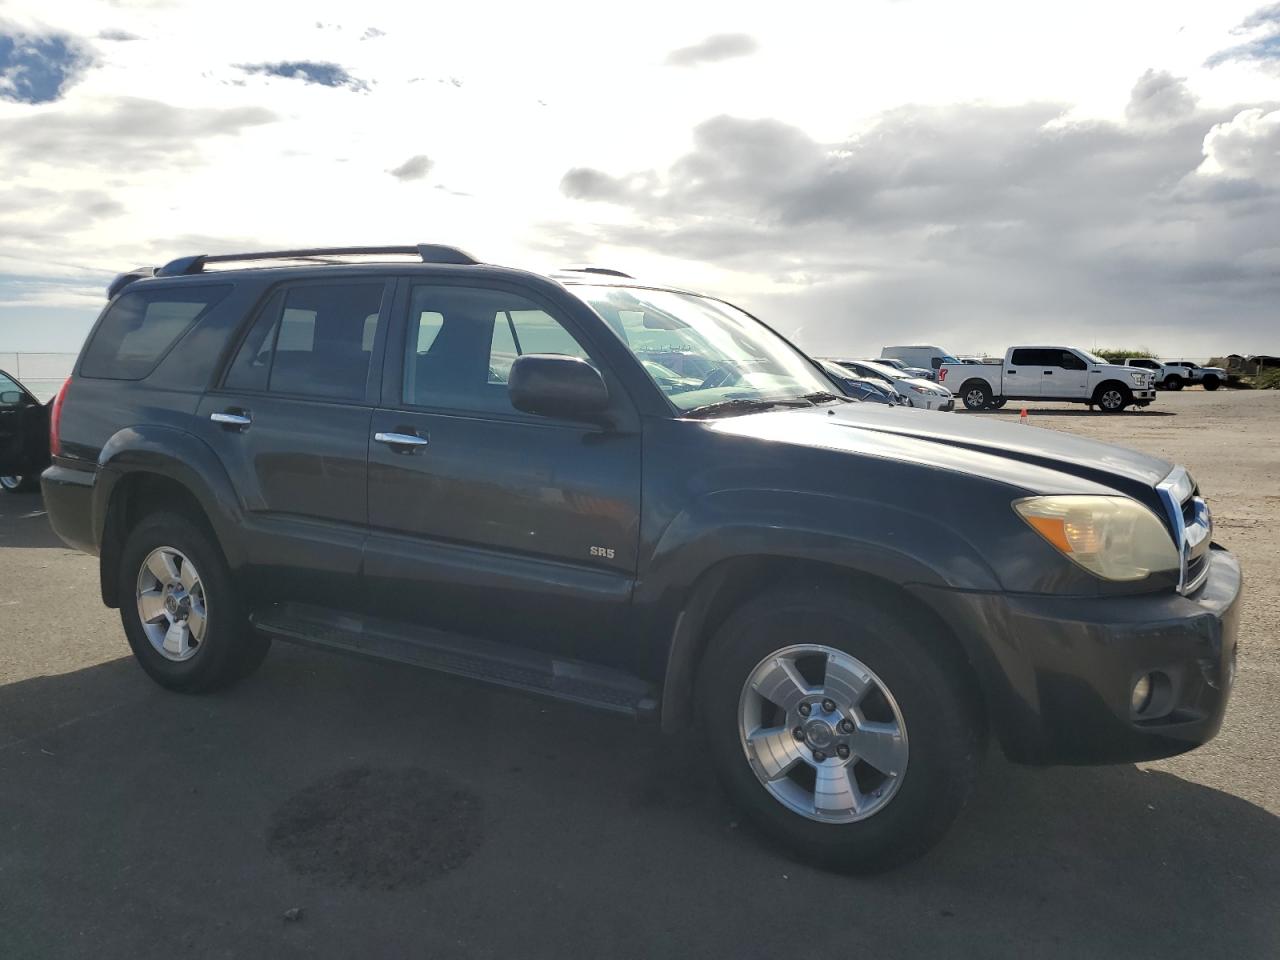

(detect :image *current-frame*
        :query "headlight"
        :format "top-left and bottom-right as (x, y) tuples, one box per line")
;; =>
(1128, 371), (1148, 385)
(908, 384), (929, 394)
(1013, 496), (1178, 581)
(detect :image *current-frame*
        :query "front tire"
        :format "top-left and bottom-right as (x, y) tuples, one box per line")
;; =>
(699, 585), (983, 872)
(119, 512), (269, 692)
(1095, 383), (1130, 413)
(1202, 376), (1220, 391)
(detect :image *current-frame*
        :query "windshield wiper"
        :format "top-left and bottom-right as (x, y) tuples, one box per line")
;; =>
(795, 391), (851, 405)
(682, 397), (815, 419)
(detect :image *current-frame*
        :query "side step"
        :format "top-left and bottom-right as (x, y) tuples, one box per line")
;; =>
(251, 604), (659, 722)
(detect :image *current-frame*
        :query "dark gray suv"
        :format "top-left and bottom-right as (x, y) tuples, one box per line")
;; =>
(28, 245), (1241, 871)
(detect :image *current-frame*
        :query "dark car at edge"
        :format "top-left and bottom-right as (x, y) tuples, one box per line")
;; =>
(21, 245), (1241, 871)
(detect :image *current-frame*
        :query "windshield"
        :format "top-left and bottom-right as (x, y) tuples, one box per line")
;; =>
(855, 360), (911, 381)
(569, 285), (832, 412)
(1081, 350), (1107, 364)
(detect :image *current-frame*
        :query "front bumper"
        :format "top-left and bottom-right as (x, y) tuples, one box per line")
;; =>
(912, 545), (1241, 765)
(1134, 388), (1156, 401)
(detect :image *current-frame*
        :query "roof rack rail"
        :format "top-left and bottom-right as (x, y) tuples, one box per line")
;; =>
(559, 265), (634, 279)
(155, 244), (480, 277)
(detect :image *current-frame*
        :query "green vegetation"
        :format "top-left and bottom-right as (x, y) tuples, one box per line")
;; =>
(1253, 368), (1280, 390)
(1095, 348), (1157, 363)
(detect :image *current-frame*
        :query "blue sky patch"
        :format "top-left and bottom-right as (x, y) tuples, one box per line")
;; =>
(0, 30), (93, 104)
(236, 60), (368, 92)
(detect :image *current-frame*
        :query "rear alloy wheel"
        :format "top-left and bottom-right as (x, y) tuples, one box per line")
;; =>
(700, 585), (984, 872)
(0, 474), (38, 494)
(120, 512), (269, 692)
(961, 382), (991, 411)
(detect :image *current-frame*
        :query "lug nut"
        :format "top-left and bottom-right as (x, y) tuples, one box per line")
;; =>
(798, 702), (811, 717)
(839, 718), (854, 733)
(792, 727), (805, 741)
(812, 750), (826, 762)
(821, 699), (836, 713)
(836, 744), (850, 759)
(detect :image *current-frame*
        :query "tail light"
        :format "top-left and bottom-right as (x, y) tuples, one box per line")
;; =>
(938, 368), (948, 382)
(49, 377), (71, 457)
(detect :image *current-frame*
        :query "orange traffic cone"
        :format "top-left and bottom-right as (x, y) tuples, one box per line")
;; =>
(1020, 408), (1029, 424)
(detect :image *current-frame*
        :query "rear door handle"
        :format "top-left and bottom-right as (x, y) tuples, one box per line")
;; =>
(210, 411), (252, 428)
(374, 431), (429, 450)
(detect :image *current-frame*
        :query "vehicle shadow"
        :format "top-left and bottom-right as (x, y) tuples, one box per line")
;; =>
(0, 493), (62, 549)
(959, 407), (1177, 418)
(0, 647), (1274, 958)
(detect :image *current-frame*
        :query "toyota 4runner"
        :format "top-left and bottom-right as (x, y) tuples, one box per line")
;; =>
(32, 245), (1241, 871)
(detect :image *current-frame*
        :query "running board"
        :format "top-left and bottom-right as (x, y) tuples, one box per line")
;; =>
(250, 604), (659, 722)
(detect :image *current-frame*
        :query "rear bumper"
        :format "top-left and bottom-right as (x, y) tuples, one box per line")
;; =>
(913, 545), (1241, 765)
(40, 462), (97, 555)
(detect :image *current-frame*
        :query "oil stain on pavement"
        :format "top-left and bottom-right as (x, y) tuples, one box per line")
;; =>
(267, 766), (482, 890)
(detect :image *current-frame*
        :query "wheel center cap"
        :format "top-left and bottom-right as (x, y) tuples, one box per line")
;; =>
(165, 594), (180, 616)
(804, 719), (835, 748)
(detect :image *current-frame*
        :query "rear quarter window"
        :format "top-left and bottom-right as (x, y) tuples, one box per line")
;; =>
(80, 284), (232, 380)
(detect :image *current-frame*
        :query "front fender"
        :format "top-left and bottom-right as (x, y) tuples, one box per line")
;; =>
(637, 488), (1002, 732)
(639, 488), (1001, 606)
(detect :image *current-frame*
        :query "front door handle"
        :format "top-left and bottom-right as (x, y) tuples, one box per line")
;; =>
(210, 410), (252, 428)
(1044, 370), (1054, 375)
(374, 431), (429, 451)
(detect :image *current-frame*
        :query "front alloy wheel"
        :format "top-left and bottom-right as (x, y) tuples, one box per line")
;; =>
(1098, 388), (1127, 412)
(739, 644), (908, 823)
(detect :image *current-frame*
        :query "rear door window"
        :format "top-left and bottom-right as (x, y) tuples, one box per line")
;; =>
(223, 282), (386, 401)
(81, 284), (232, 380)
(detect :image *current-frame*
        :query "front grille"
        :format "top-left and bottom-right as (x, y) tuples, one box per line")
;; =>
(1156, 467), (1212, 595)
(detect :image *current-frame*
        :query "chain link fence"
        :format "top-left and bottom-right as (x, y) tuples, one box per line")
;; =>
(0, 352), (77, 401)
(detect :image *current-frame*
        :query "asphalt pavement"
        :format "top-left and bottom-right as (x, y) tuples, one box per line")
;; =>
(1, 388), (1277, 959)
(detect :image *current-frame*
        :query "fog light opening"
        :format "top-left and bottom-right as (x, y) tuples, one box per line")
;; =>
(1131, 675), (1154, 715)
(1131, 671), (1171, 718)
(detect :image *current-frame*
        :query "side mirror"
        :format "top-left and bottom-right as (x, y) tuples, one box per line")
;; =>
(0, 390), (22, 406)
(508, 354), (609, 422)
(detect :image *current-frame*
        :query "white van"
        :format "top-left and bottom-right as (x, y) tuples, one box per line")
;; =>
(880, 345), (960, 381)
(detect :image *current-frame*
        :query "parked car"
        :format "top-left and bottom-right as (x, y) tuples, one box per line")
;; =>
(1124, 357), (1182, 390)
(1161, 360), (1226, 391)
(938, 347), (1157, 412)
(818, 360), (901, 405)
(876, 357), (933, 380)
(0, 368), (50, 493)
(880, 345), (961, 381)
(826, 358), (955, 411)
(34, 245), (1240, 873)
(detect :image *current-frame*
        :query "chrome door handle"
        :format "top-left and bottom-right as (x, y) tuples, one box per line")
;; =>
(374, 431), (429, 448)
(210, 411), (252, 427)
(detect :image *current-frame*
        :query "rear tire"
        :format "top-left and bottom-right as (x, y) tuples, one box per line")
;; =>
(960, 381), (992, 411)
(699, 584), (984, 873)
(0, 474), (39, 494)
(119, 512), (270, 692)
(1163, 376), (1184, 391)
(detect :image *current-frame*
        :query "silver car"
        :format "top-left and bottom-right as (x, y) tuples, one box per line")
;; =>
(827, 359), (955, 411)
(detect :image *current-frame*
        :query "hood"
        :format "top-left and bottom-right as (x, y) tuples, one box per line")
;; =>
(709, 402), (1174, 498)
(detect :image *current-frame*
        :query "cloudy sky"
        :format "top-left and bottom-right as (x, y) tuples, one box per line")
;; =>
(1, 0), (1278, 360)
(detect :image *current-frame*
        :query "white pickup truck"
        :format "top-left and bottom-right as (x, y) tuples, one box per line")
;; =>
(938, 346), (1157, 412)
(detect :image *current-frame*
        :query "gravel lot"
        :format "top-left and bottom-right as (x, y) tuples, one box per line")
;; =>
(1, 388), (1277, 959)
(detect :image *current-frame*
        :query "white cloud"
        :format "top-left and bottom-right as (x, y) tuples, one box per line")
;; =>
(0, 0), (1279, 355)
